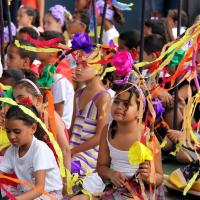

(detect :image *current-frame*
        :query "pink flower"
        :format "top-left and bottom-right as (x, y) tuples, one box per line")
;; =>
(112, 51), (133, 77)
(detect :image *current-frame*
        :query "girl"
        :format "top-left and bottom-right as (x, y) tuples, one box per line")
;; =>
(17, 6), (38, 30)
(96, 0), (125, 45)
(0, 104), (63, 199)
(44, 5), (72, 33)
(12, 79), (71, 170)
(70, 49), (111, 175)
(21, 0), (44, 29)
(72, 83), (164, 200)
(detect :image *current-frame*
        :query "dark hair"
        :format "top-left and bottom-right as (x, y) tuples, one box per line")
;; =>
(18, 27), (39, 39)
(14, 78), (41, 98)
(40, 31), (66, 45)
(110, 83), (141, 138)
(113, 6), (125, 25)
(73, 9), (90, 33)
(119, 30), (140, 49)
(168, 9), (188, 27)
(1, 69), (25, 84)
(12, 39), (36, 64)
(144, 34), (165, 55)
(5, 104), (45, 140)
(102, 71), (114, 87)
(20, 6), (39, 27)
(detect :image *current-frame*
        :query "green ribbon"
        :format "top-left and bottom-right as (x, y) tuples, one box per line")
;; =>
(37, 64), (56, 88)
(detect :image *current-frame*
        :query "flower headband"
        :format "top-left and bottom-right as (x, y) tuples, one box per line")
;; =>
(21, 79), (41, 95)
(49, 5), (72, 26)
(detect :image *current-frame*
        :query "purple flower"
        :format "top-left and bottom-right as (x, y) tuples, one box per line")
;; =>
(71, 33), (93, 53)
(152, 98), (165, 120)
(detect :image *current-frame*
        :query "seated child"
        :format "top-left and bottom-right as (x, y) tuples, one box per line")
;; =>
(71, 83), (164, 200)
(0, 104), (63, 199)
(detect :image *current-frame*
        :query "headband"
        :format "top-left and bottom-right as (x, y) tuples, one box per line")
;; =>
(96, 0), (114, 21)
(49, 5), (67, 26)
(21, 79), (41, 95)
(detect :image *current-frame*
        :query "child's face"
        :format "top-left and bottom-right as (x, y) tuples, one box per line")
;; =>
(111, 91), (139, 122)
(17, 8), (32, 27)
(44, 14), (62, 32)
(5, 119), (36, 147)
(67, 21), (85, 38)
(75, 51), (101, 82)
(13, 86), (40, 108)
(6, 45), (25, 69)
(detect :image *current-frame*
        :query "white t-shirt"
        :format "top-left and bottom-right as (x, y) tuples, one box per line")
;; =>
(51, 74), (74, 129)
(0, 137), (63, 192)
(102, 26), (119, 45)
(0, 58), (3, 77)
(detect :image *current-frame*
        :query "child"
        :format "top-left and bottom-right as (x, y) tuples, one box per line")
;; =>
(6, 40), (37, 72)
(44, 5), (72, 33)
(21, 0), (44, 30)
(17, 6), (38, 30)
(67, 9), (90, 39)
(118, 30), (140, 59)
(12, 78), (71, 170)
(166, 9), (188, 39)
(37, 31), (74, 130)
(70, 49), (111, 175)
(0, 104), (63, 199)
(96, 0), (125, 45)
(71, 83), (164, 200)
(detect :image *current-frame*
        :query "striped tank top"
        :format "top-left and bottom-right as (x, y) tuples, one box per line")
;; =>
(70, 89), (107, 175)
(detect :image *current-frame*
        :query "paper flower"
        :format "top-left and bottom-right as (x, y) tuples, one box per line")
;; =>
(128, 141), (153, 165)
(152, 98), (165, 120)
(71, 33), (93, 53)
(168, 49), (185, 68)
(19, 97), (33, 106)
(37, 64), (56, 87)
(112, 51), (133, 77)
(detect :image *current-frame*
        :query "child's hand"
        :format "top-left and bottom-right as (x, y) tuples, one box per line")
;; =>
(110, 171), (128, 188)
(138, 161), (151, 184)
(167, 129), (181, 144)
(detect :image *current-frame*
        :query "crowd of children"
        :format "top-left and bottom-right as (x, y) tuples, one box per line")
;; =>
(0, 0), (199, 200)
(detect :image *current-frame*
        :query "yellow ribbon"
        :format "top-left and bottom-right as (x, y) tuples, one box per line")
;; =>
(14, 40), (62, 53)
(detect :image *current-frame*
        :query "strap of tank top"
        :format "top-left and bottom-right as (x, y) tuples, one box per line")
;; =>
(92, 90), (108, 102)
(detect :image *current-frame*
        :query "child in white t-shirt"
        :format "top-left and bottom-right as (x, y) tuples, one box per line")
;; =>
(0, 104), (63, 199)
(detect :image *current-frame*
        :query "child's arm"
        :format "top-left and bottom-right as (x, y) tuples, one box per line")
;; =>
(54, 102), (65, 117)
(36, 0), (45, 29)
(54, 111), (71, 171)
(138, 137), (163, 186)
(71, 93), (111, 155)
(97, 127), (128, 187)
(15, 170), (46, 200)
